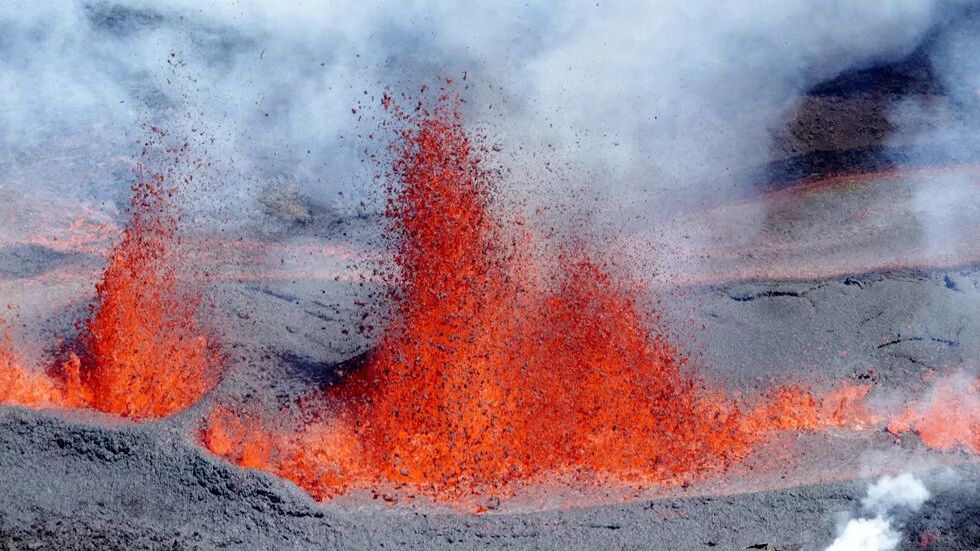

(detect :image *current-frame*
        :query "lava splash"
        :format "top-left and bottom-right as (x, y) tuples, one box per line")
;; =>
(0, 138), (220, 420)
(341, 90), (755, 493)
(888, 374), (980, 454)
(0, 319), (81, 409)
(200, 86), (871, 502)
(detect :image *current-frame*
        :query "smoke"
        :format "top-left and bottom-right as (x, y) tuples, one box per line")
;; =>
(1, 0), (979, 319)
(862, 473), (930, 515)
(824, 473), (930, 551)
(826, 518), (902, 551)
(1, 1), (974, 220)
(523, 2), (936, 194)
(889, 5), (980, 161)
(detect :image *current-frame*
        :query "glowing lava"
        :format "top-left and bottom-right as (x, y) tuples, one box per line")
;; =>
(0, 319), (82, 408)
(201, 86), (872, 502)
(888, 375), (980, 454)
(0, 146), (220, 420)
(74, 169), (219, 418)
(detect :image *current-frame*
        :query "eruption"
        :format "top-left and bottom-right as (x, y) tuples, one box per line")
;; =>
(73, 166), (219, 418)
(3, 3), (980, 548)
(201, 86), (874, 503)
(0, 132), (221, 420)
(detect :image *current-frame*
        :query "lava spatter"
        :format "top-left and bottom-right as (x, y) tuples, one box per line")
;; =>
(200, 85), (873, 502)
(75, 167), (219, 419)
(201, 403), (369, 500)
(887, 374), (980, 454)
(0, 319), (79, 408)
(0, 136), (221, 420)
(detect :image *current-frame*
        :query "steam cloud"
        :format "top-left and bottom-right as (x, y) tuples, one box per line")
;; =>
(824, 473), (930, 551)
(1, 1), (977, 224)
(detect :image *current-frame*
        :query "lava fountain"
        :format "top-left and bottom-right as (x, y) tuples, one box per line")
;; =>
(0, 131), (221, 420)
(201, 85), (874, 503)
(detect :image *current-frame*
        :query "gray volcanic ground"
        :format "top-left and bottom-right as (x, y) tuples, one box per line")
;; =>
(2, 3), (980, 551)
(0, 410), (977, 551)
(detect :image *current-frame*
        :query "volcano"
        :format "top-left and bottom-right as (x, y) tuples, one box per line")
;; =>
(2, 6), (980, 551)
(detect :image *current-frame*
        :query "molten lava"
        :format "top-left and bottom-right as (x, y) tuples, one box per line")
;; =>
(200, 86), (873, 502)
(75, 170), (219, 418)
(0, 320), (80, 408)
(888, 375), (980, 454)
(0, 148), (220, 419)
(335, 92), (758, 493)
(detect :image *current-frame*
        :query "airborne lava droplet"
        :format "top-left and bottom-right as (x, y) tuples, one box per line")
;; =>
(200, 86), (872, 503)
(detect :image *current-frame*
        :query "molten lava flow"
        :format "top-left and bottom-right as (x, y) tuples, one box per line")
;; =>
(200, 86), (876, 503)
(887, 375), (980, 454)
(201, 404), (369, 499)
(0, 149), (220, 419)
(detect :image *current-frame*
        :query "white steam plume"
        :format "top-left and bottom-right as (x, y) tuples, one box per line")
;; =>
(824, 473), (930, 551)
(0, 1), (975, 233)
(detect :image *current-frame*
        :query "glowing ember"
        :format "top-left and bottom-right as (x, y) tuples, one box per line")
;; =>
(200, 86), (874, 502)
(0, 141), (220, 419)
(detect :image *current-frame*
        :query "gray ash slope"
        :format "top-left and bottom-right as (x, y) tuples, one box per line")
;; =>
(672, 268), (980, 392)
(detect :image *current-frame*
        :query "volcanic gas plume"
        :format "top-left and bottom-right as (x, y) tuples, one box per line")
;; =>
(200, 87), (886, 503)
(0, 133), (220, 420)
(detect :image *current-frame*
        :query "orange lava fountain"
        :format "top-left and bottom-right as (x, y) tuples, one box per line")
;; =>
(74, 168), (219, 418)
(0, 138), (220, 420)
(200, 86), (872, 503)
